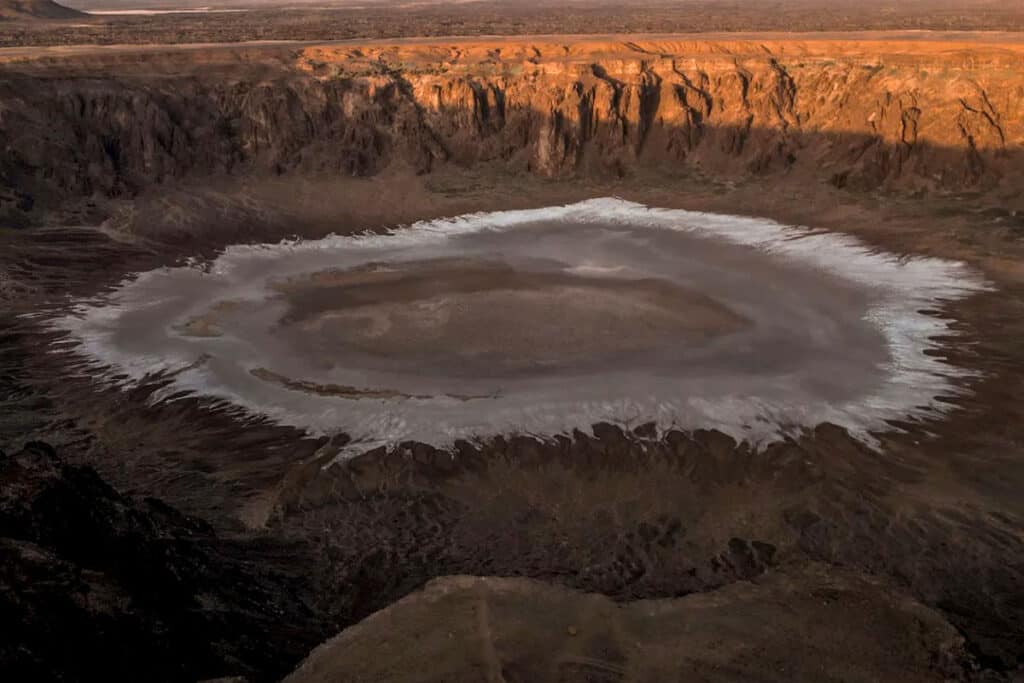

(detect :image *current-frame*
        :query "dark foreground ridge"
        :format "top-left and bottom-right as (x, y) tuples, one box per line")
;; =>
(0, 441), (329, 682)
(2, 437), (1024, 682)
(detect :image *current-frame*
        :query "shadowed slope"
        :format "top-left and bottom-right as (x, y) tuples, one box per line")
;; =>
(0, 442), (330, 681)
(0, 0), (82, 21)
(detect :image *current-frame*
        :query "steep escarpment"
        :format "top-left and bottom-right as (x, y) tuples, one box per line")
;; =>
(1, 37), (1021, 224)
(0, 36), (1019, 224)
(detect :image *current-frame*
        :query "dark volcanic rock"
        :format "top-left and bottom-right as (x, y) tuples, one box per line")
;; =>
(0, 441), (328, 682)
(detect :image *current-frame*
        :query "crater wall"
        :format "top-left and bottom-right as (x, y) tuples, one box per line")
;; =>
(1, 36), (1022, 223)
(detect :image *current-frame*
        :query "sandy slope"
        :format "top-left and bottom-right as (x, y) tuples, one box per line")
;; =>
(0, 0), (82, 20)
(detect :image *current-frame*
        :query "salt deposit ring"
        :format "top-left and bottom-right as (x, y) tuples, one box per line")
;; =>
(58, 199), (988, 452)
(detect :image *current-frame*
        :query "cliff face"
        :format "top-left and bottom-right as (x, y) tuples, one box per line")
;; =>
(1, 37), (1022, 221)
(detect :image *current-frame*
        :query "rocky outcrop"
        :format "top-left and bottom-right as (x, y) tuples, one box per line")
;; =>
(0, 441), (329, 682)
(0, 37), (1022, 224)
(0, 74), (442, 204)
(282, 572), (968, 683)
(0, 438), (994, 683)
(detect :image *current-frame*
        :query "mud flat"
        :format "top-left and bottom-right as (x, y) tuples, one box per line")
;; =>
(56, 199), (986, 451)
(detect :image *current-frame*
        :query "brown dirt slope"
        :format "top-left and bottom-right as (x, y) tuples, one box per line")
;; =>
(0, 0), (82, 21)
(283, 572), (966, 683)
